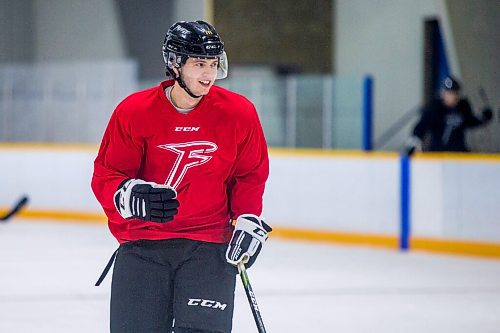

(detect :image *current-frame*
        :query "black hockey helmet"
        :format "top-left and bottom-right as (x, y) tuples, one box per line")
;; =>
(162, 20), (228, 80)
(442, 76), (461, 91)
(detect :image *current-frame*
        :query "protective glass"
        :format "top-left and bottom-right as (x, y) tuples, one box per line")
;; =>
(164, 51), (228, 80)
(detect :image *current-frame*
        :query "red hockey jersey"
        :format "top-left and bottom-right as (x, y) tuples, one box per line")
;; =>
(91, 80), (269, 244)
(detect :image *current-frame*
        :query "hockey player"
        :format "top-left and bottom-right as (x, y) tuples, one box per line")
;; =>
(406, 76), (493, 153)
(91, 20), (271, 332)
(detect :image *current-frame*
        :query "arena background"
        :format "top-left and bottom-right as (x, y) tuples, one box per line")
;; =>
(1, 1), (499, 332)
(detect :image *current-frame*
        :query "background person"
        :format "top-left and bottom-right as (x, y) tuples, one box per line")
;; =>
(407, 76), (493, 154)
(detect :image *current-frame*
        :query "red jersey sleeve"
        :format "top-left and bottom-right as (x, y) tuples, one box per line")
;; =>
(228, 104), (269, 219)
(91, 101), (144, 220)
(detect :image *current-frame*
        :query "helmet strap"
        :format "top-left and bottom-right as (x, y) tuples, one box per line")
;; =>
(168, 65), (201, 99)
(176, 75), (202, 99)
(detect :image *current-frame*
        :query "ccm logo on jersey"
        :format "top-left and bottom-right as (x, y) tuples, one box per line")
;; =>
(187, 298), (227, 310)
(175, 126), (200, 132)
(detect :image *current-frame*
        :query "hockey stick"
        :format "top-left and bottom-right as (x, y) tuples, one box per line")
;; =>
(478, 86), (491, 108)
(237, 262), (267, 333)
(0, 195), (29, 222)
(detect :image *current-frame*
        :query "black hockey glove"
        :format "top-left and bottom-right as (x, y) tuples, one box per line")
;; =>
(482, 108), (493, 123)
(114, 179), (179, 223)
(226, 214), (272, 269)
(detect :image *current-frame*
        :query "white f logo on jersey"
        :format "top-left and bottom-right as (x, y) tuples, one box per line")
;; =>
(158, 141), (218, 189)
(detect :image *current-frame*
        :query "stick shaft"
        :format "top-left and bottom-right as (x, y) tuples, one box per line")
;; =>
(238, 262), (267, 333)
(479, 87), (490, 106)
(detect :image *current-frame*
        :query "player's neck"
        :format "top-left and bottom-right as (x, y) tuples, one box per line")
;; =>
(171, 84), (202, 109)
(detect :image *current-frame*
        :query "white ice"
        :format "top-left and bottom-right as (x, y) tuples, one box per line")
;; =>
(1, 219), (499, 333)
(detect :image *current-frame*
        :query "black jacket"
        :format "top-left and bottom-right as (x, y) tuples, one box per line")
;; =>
(412, 98), (486, 152)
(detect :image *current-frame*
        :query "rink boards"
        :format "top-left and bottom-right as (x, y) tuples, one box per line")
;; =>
(1, 144), (499, 258)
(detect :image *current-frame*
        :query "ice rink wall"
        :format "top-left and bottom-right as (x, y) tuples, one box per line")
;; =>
(1, 145), (499, 259)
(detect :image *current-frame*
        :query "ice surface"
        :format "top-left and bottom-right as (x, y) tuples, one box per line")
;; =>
(1, 220), (499, 332)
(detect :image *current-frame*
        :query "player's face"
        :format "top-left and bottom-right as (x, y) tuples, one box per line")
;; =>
(442, 90), (460, 108)
(180, 58), (219, 96)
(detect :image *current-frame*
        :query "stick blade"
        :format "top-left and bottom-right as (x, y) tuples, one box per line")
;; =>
(0, 195), (29, 221)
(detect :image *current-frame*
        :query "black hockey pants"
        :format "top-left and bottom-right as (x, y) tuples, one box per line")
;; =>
(106, 238), (237, 332)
